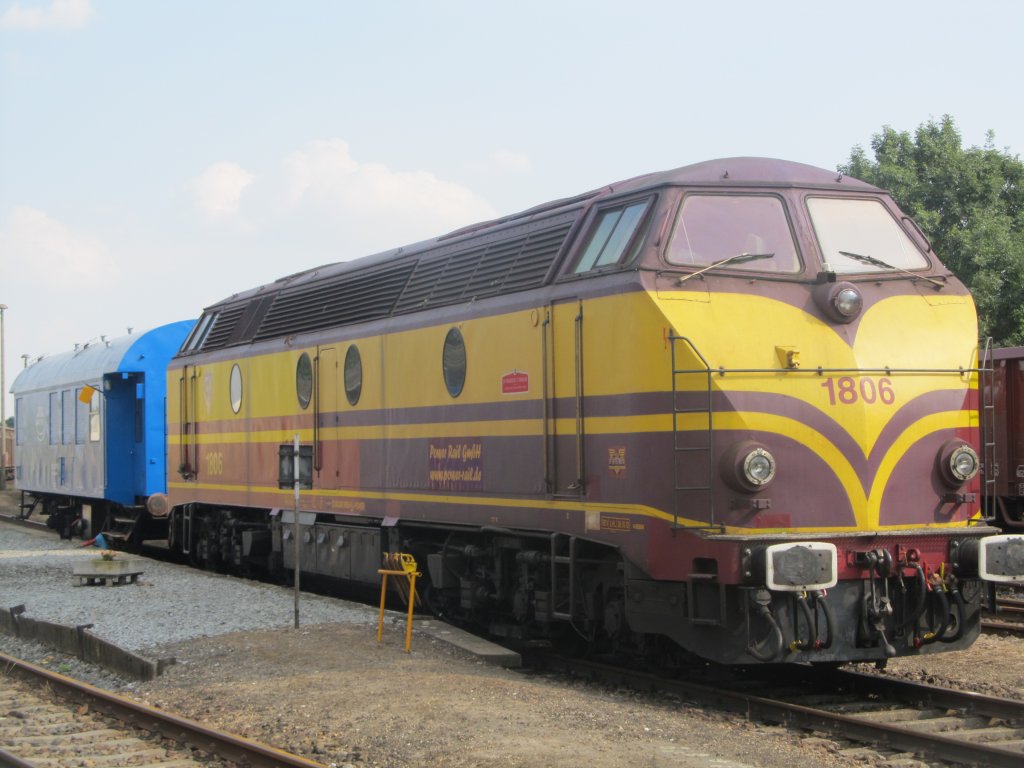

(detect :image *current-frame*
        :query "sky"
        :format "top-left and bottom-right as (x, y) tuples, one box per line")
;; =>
(2, 0), (1024, 417)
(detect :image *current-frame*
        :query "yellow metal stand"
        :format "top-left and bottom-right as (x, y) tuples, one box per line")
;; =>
(377, 553), (421, 653)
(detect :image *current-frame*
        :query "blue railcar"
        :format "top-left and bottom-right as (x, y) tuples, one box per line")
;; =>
(11, 321), (194, 540)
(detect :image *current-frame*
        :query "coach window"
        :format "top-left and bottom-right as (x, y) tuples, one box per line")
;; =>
(62, 390), (74, 444)
(75, 389), (89, 444)
(667, 194), (800, 273)
(574, 199), (651, 273)
(89, 392), (101, 441)
(442, 327), (467, 398)
(229, 364), (243, 414)
(15, 398), (23, 445)
(89, 393), (100, 442)
(49, 392), (60, 445)
(344, 345), (362, 406)
(296, 353), (313, 409)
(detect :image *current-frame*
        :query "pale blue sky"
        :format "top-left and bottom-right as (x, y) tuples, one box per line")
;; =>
(2, 0), (1023, 414)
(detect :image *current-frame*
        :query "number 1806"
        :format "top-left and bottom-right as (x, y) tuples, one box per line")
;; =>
(820, 376), (895, 406)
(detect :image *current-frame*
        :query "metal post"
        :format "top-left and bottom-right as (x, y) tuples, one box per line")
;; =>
(293, 433), (300, 629)
(0, 303), (7, 491)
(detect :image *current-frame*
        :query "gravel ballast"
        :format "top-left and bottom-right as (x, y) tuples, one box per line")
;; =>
(0, 524), (378, 651)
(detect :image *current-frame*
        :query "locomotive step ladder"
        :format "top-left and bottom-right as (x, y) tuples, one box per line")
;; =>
(669, 333), (719, 531)
(980, 337), (997, 523)
(549, 533), (578, 621)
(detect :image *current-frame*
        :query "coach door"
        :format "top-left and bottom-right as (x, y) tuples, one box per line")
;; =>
(545, 298), (585, 497)
(315, 346), (340, 487)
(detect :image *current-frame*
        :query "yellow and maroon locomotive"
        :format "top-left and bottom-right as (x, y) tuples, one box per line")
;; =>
(165, 157), (1024, 664)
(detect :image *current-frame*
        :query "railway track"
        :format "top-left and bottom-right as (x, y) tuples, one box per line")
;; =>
(984, 595), (1024, 636)
(0, 651), (327, 768)
(529, 656), (1024, 767)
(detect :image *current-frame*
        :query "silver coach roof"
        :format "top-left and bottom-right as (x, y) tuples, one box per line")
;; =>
(13, 328), (161, 395)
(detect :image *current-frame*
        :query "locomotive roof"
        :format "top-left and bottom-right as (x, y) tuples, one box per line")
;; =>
(11, 321), (195, 394)
(205, 157), (879, 313)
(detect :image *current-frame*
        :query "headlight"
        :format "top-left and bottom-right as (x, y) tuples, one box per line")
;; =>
(949, 445), (979, 482)
(721, 442), (778, 493)
(937, 440), (980, 488)
(743, 448), (776, 487)
(813, 280), (863, 324)
(833, 287), (863, 317)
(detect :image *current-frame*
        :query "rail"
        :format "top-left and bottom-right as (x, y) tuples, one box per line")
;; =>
(0, 651), (328, 768)
(530, 654), (1024, 767)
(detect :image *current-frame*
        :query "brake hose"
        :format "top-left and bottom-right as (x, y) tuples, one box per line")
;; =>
(900, 563), (928, 629)
(813, 590), (835, 650)
(789, 593), (816, 652)
(920, 588), (951, 645)
(939, 578), (967, 644)
(748, 602), (784, 662)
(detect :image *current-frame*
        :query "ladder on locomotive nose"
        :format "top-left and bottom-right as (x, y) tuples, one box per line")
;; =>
(980, 337), (997, 523)
(669, 333), (719, 531)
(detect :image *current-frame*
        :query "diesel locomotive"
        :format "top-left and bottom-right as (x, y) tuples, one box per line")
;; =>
(15, 157), (1024, 665)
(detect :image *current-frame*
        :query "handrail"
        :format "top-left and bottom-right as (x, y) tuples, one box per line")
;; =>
(980, 338), (997, 523)
(670, 333), (717, 531)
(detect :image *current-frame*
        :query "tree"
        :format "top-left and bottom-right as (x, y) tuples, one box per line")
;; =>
(841, 116), (1024, 345)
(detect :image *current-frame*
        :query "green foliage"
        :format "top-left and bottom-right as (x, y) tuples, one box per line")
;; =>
(841, 116), (1024, 345)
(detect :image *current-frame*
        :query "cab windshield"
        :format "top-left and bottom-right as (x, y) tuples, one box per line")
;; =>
(666, 194), (801, 273)
(807, 197), (929, 274)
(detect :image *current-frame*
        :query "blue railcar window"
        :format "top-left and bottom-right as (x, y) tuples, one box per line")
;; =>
(135, 387), (144, 443)
(15, 398), (22, 446)
(75, 389), (89, 444)
(62, 390), (74, 444)
(49, 392), (60, 445)
(667, 194), (801, 273)
(574, 200), (650, 273)
(89, 393), (101, 442)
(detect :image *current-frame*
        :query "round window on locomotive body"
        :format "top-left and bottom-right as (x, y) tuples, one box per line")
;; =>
(229, 363), (243, 414)
(344, 345), (362, 406)
(442, 327), (467, 398)
(296, 353), (313, 409)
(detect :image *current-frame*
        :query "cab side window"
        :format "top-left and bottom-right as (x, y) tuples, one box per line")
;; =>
(573, 199), (651, 273)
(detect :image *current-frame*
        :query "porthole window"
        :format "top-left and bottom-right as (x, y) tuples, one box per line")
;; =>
(344, 345), (362, 406)
(229, 363), (243, 414)
(296, 353), (313, 409)
(442, 327), (467, 398)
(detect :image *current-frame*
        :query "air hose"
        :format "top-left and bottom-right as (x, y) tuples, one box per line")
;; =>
(747, 592), (784, 662)
(939, 577), (967, 644)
